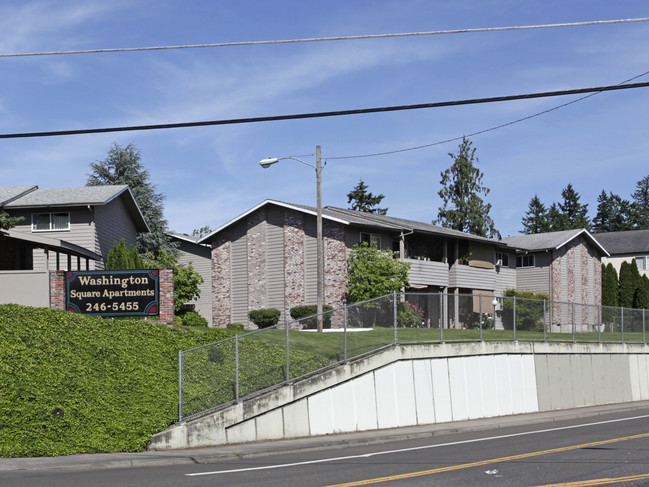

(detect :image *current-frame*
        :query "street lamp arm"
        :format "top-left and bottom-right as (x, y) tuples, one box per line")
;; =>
(259, 156), (316, 170)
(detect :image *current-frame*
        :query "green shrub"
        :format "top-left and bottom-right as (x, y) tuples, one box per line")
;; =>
(180, 311), (207, 327)
(502, 289), (548, 331)
(248, 308), (281, 328)
(397, 301), (424, 327)
(227, 323), (244, 330)
(289, 305), (333, 329)
(0, 304), (231, 457)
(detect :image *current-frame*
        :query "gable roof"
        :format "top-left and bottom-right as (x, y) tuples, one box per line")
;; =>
(501, 229), (609, 256)
(0, 186), (38, 206)
(198, 199), (510, 248)
(2, 185), (149, 232)
(593, 229), (649, 255)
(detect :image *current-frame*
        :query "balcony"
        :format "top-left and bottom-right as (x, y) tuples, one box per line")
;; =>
(403, 258), (449, 287)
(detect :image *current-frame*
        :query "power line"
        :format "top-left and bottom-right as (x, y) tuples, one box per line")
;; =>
(1, 18), (648, 58)
(328, 70), (649, 160)
(1, 81), (648, 140)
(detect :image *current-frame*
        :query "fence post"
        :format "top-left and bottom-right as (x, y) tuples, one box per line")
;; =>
(440, 293), (444, 343)
(543, 299), (547, 342)
(285, 319), (290, 383)
(513, 296), (517, 342)
(642, 308), (647, 345)
(344, 302), (348, 360)
(572, 302), (576, 344)
(621, 308), (625, 344)
(235, 334), (240, 403)
(597, 305), (601, 343)
(479, 294), (483, 342)
(178, 350), (183, 422)
(393, 291), (398, 345)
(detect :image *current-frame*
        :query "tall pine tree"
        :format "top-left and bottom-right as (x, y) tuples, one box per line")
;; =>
(632, 174), (649, 229)
(521, 194), (549, 234)
(592, 190), (634, 233)
(557, 183), (590, 231)
(347, 179), (388, 215)
(436, 137), (497, 237)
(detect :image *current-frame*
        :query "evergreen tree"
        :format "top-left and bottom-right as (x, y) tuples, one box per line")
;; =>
(601, 263), (619, 307)
(436, 137), (497, 237)
(592, 191), (634, 233)
(0, 213), (23, 233)
(634, 274), (649, 310)
(346, 178), (388, 215)
(521, 194), (549, 234)
(547, 202), (565, 231)
(557, 183), (590, 230)
(631, 174), (649, 229)
(106, 238), (144, 269)
(87, 142), (177, 256)
(618, 260), (641, 309)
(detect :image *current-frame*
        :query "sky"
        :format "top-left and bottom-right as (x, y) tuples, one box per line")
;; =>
(1, 1), (648, 238)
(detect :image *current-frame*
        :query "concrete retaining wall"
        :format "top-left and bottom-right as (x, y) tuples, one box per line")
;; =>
(149, 342), (649, 450)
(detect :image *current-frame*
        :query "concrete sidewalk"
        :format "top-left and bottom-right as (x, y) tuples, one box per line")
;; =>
(2, 401), (649, 473)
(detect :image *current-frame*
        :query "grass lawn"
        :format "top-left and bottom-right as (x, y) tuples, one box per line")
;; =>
(242, 326), (647, 366)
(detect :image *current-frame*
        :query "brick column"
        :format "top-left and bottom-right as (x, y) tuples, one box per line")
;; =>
(49, 270), (65, 310)
(159, 268), (175, 324)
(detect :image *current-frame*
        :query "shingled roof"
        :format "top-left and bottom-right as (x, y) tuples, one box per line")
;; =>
(501, 229), (609, 256)
(593, 229), (649, 255)
(199, 199), (510, 248)
(1, 185), (148, 232)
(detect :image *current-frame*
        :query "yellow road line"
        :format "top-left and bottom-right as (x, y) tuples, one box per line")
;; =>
(324, 432), (649, 487)
(535, 472), (649, 486)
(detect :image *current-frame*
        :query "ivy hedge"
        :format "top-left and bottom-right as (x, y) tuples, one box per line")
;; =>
(0, 304), (229, 457)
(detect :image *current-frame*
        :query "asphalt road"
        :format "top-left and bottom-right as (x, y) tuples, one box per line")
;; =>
(3, 403), (649, 486)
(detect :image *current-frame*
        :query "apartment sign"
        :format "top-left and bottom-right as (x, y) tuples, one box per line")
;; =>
(66, 270), (160, 316)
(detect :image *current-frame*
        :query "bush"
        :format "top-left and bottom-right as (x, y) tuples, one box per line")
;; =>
(0, 304), (231, 457)
(502, 289), (548, 331)
(397, 301), (424, 327)
(227, 323), (244, 330)
(180, 311), (207, 327)
(248, 308), (281, 328)
(289, 305), (333, 329)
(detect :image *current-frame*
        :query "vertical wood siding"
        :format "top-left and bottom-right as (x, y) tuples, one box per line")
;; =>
(304, 217), (317, 305)
(176, 240), (213, 325)
(266, 207), (286, 320)
(94, 197), (138, 269)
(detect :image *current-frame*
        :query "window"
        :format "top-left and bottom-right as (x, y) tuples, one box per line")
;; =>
(32, 212), (69, 231)
(495, 252), (509, 267)
(636, 256), (648, 271)
(360, 232), (381, 248)
(516, 255), (535, 268)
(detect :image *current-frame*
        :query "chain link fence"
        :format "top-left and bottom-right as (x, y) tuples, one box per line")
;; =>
(178, 292), (647, 420)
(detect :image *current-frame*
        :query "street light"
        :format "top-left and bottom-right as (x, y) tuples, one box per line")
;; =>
(259, 146), (324, 332)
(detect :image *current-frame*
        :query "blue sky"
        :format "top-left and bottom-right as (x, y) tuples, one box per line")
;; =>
(1, 1), (648, 238)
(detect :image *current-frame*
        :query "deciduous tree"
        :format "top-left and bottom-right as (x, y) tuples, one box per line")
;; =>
(345, 242), (410, 303)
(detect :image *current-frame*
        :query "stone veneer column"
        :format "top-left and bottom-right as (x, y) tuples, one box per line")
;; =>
(49, 270), (65, 310)
(324, 221), (347, 327)
(212, 235), (231, 328)
(159, 268), (175, 324)
(284, 210), (305, 312)
(247, 209), (267, 312)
